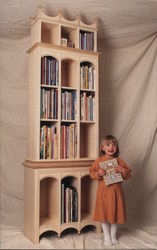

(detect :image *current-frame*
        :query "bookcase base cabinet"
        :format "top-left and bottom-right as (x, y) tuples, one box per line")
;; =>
(24, 159), (101, 244)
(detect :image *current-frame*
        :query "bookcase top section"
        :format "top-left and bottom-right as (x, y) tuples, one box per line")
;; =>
(30, 4), (98, 31)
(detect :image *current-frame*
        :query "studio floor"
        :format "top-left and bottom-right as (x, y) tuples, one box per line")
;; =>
(1, 224), (157, 249)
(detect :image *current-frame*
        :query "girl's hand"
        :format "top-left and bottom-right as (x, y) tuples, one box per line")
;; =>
(98, 168), (106, 176)
(115, 165), (125, 174)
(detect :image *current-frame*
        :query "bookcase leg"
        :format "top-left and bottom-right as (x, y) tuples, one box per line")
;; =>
(33, 236), (40, 244)
(96, 224), (102, 234)
(24, 167), (40, 245)
(24, 231), (39, 244)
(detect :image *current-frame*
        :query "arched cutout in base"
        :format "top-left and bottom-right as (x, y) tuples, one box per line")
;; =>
(61, 227), (78, 237)
(81, 224), (96, 234)
(39, 230), (58, 241)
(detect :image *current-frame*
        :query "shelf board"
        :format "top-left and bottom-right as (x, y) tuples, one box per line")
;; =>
(40, 216), (58, 227)
(41, 84), (58, 88)
(61, 221), (79, 226)
(61, 86), (78, 91)
(40, 118), (58, 122)
(61, 119), (77, 123)
(81, 213), (93, 222)
(80, 88), (95, 92)
(27, 42), (101, 55)
(39, 217), (60, 236)
(60, 221), (79, 231)
(23, 158), (96, 169)
(80, 120), (95, 124)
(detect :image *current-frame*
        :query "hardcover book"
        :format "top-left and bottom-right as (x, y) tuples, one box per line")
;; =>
(99, 158), (123, 185)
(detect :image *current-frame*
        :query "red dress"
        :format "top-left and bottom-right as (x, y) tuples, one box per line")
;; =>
(89, 155), (131, 224)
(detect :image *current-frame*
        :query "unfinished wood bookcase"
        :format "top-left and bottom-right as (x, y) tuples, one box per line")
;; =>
(24, 5), (100, 244)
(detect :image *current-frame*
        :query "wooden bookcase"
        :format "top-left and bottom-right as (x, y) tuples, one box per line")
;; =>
(24, 5), (100, 244)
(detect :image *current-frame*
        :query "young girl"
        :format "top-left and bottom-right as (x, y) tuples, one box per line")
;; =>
(89, 135), (131, 246)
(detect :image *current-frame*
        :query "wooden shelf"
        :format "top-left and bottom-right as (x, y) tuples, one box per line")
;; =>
(40, 217), (59, 227)
(27, 42), (100, 55)
(41, 84), (58, 88)
(81, 212), (93, 222)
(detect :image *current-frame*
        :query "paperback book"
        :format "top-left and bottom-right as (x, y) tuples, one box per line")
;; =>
(99, 158), (123, 185)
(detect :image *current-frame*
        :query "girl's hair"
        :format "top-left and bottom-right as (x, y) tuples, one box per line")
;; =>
(100, 134), (120, 157)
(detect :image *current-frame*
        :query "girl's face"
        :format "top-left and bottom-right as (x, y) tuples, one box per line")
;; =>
(102, 140), (117, 157)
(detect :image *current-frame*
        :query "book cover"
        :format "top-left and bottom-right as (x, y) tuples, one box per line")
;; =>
(61, 38), (68, 47)
(99, 158), (123, 185)
(53, 127), (58, 159)
(61, 183), (64, 223)
(61, 184), (78, 223)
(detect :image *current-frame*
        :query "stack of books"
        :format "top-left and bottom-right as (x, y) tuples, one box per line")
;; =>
(61, 184), (78, 223)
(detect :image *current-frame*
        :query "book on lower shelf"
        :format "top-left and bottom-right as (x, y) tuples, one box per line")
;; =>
(61, 183), (78, 223)
(99, 158), (123, 185)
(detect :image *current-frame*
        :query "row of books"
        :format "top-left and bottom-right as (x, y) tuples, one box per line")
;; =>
(40, 125), (58, 159)
(41, 56), (59, 86)
(80, 65), (95, 90)
(41, 88), (58, 119)
(79, 31), (94, 51)
(61, 184), (78, 223)
(61, 123), (77, 159)
(81, 92), (94, 121)
(61, 91), (77, 121)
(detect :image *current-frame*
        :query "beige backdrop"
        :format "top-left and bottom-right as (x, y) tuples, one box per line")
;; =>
(0, 0), (157, 249)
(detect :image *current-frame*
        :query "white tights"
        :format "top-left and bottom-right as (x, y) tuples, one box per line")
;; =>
(101, 222), (118, 245)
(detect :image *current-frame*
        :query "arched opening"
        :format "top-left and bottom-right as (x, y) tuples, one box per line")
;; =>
(61, 176), (78, 223)
(40, 177), (59, 226)
(61, 59), (78, 88)
(81, 224), (96, 234)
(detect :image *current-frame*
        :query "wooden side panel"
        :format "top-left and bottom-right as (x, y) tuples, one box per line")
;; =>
(24, 167), (39, 243)
(31, 20), (41, 47)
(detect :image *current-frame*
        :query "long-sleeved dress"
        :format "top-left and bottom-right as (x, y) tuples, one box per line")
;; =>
(89, 155), (131, 224)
